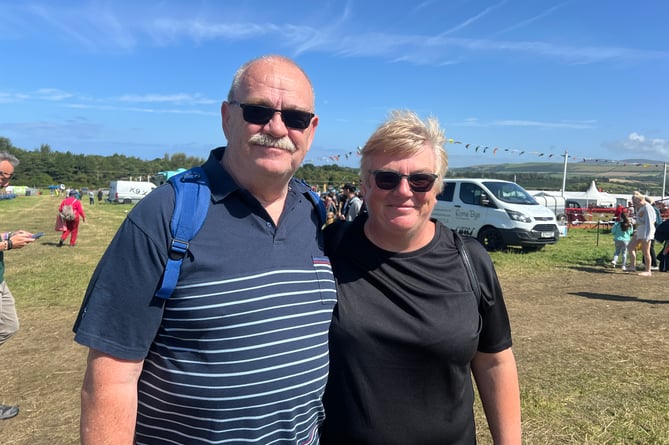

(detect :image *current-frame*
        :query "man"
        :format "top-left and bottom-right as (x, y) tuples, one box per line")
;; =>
(73, 55), (336, 444)
(339, 182), (363, 221)
(0, 151), (37, 420)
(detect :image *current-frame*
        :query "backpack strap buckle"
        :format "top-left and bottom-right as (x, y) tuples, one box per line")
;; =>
(168, 238), (189, 260)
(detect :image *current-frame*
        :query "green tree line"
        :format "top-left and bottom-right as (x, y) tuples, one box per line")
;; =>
(1, 137), (207, 189)
(3, 136), (662, 194)
(1, 136), (362, 191)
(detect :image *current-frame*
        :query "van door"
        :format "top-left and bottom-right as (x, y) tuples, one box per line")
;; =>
(453, 181), (492, 237)
(434, 181), (491, 237)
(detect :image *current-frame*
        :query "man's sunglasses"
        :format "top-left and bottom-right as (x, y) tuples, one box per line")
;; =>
(370, 170), (438, 193)
(229, 101), (314, 130)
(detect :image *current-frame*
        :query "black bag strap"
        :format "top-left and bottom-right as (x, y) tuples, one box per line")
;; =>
(453, 230), (482, 302)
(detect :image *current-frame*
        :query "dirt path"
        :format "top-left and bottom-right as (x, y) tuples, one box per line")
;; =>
(0, 266), (667, 444)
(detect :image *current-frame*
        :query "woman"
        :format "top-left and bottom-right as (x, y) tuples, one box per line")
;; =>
(627, 191), (656, 276)
(322, 110), (521, 444)
(58, 189), (86, 247)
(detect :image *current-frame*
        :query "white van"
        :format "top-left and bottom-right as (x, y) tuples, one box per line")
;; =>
(108, 180), (156, 204)
(433, 178), (559, 251)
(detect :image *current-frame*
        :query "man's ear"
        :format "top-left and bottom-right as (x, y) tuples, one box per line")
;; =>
(221, 101), (231, 138)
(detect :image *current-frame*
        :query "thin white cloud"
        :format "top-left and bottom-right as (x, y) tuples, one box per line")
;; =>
(0, 118), (103, 141)
(65, 103), (218, 116)
(117, 93), (217, 105)
(493, 119), (596, 129)
(437, 1), (507, 37)
(34, 88), (74, 101)
(27, 3), (97, 50)
(494, 2), (569, 36)
(0, 87), (217, 111)
(450, 118), (596, 129)
(610, 132), (669, 158)
(3, 2), (666, 65)
(0, 89), (72, 102)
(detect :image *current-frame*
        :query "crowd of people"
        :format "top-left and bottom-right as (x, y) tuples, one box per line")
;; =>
(321, 182), (365, 228)
(610, 192), (666, 275)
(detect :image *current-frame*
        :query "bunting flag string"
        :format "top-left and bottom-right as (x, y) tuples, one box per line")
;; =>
(306, 139), (667, 169)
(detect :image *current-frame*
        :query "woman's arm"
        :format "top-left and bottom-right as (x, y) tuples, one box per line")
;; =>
(471, 348), (522, 445)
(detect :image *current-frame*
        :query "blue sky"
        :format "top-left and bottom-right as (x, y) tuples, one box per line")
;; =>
(1, 0), (668, 168)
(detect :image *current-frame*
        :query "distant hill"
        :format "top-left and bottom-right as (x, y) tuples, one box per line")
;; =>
(449, 160), (667, 195)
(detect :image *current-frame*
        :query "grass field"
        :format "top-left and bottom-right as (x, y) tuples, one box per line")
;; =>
(0, 194), (667, 444)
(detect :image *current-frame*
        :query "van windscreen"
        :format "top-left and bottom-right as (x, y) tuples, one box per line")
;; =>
(483, 181), (538, 205)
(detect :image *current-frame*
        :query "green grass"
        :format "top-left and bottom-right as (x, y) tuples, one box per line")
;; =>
(1, 195), (128, 308)
(488, 226), (615, 271)
(1, 194), (668, 445)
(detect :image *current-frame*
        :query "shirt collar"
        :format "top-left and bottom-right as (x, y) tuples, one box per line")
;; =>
(202, 146), (310, 202)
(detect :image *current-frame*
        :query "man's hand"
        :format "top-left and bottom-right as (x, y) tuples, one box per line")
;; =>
(8, 230), (36, 249)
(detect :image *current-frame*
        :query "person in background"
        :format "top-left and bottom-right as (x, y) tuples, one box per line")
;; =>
(322, 110), (521, 444)
(644, 196), (662, 270)
(339, 182), (363, 221)
(73, 55), (335, 444)
(88, 190), (94, 205)
(323, 211), (337, 229)
(324, 191), (338, 215)
(97, 189), (103, 203)
(627, 191), (656, 276)
(57, 190), (86, 247)
(610, 212), (633, 270)
(0, 151), (37, 420)
(614, 203), (626, 222)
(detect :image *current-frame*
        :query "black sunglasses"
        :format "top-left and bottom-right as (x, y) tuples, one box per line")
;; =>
(370, 170), (438, 192)
(229, 101), (314, 130)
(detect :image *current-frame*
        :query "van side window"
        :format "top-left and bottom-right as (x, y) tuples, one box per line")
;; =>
(437, 182), (455, 202)
(460, 183), (484, 205)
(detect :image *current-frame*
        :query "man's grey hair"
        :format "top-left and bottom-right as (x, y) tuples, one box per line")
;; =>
(0, 151), (19, 168)
(226, 55), (315, 108)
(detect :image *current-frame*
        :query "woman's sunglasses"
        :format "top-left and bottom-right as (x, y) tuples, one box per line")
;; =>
(370, 170), (438, 193)
(229, 101), (314, 130)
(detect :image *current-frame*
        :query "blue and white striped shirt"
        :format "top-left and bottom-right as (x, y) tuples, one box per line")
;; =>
(74, 148), (336, 444)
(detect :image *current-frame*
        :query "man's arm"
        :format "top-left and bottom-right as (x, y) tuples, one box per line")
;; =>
(80, 349), (144, 445)
(471, 347), (522, 445)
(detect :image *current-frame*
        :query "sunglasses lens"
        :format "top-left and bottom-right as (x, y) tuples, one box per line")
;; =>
(372, 171), (437, 192)
(239, 104), (313, 129)
(241, 105), (275, 125)
(281, 110), (314, 129)
(408, 174), (437, 192)
(374, 171), (401, 190)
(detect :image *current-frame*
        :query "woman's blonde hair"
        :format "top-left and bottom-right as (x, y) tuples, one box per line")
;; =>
(360, 110), (448, 193)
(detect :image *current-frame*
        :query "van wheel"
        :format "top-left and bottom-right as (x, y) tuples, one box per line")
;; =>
(478, 228), (506, 251)
(122, 198), (132, 204)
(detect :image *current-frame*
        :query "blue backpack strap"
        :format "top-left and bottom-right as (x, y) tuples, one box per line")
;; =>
(155, 166), (211, 299)
(301, 179), (326, 227)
